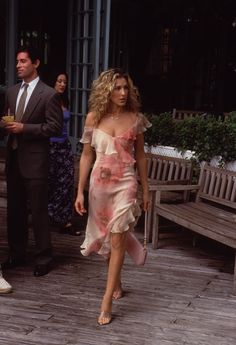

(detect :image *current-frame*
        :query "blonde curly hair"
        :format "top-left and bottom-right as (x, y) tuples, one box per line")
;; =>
(88, 68), (141, 124)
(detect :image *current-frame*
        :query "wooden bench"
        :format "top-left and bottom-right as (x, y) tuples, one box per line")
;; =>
(152, 163), (236, 294)
(138, 153), (193, 242)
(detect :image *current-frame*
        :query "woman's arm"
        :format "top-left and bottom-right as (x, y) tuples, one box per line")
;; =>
(74, 112), (95, 215)
(134, 133), (149, 211)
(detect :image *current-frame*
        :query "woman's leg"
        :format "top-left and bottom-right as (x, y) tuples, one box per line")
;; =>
(106, 263), (123, 300)
(98, 232), (127, 325)
(112, 274), (123, 300)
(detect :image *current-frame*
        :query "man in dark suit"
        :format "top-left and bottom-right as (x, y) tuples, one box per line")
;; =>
(1, 46), (63, 277)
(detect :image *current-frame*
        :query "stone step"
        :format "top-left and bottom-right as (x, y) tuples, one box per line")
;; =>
(0, 160), (5, 177)
(0, 196), (7, 235)
(0, 150), (7, 205)
(0, 190), (7, 235)
(0, 179), (6, 197)
(0, 196), (7, 208)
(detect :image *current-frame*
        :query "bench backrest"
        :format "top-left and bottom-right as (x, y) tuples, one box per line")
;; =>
(197, 163), (236, 209)
(146, 153), (193, 184)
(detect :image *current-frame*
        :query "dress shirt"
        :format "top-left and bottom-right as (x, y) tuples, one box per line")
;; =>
(15, 77), (40, 115)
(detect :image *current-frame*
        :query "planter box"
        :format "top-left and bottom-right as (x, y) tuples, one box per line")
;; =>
(146, 145), (194, 160)
(209, 156), (236, 171)
(225, 161), (236, 171)
(146, 146), (236, 172)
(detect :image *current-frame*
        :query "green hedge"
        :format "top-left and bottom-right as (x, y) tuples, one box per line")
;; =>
(145, 112), (236, 164)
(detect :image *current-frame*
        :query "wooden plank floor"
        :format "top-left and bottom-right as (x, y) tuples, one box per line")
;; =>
(0, 221), (236, 345)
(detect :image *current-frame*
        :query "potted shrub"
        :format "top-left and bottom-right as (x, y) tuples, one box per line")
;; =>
(144, 112), (236, 170)
(145, 112), (175, 147)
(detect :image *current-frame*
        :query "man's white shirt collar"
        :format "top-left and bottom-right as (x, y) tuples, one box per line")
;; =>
(21, 76), (39, 89)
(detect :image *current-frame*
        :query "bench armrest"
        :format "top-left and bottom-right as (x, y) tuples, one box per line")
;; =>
(148, 178), (190, 186)
(153, 184), (200, 204)
(150, 184), (200, 192)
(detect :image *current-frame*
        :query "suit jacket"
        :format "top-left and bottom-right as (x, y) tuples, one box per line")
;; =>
(4, 80), (63, 179)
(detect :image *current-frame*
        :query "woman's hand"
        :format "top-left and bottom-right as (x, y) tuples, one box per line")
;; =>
(74, 192), (87, 216)
(141, 190), (150, 212)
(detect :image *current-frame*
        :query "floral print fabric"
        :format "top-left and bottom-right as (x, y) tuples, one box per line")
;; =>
(80, 113), (151, 258)
(48, 139), (74, 225)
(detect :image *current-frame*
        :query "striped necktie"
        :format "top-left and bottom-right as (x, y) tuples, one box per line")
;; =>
(11, 83), (29, 149)
(15, 83), (29, 121)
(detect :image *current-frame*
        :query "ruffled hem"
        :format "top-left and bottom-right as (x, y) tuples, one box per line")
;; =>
(109, 200), (141, 234)
(80, 200), (141, 258)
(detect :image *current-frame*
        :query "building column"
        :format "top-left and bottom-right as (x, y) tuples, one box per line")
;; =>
(6, 0), (18, 87)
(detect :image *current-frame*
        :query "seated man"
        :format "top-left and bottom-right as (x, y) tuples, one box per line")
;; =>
(0, 268), (12, 294)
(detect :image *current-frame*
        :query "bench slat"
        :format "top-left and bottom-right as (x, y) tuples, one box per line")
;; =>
(208, 170), (216, 195)
(138, 153), (193, 242)
(153, 162), (236, 294)
(219, 174), (227, 198)
(158, 203), (236, 237)
(213, 173), (221, 197)
(178, 203), (236, 234)
(191, 202), (236, 223)
(199, 193), (236, 209)
(231, 179), (236, 202)
(156, 204), (236, 248)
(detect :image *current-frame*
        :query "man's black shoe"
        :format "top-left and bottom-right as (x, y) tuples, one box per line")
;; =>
(59, 224), (81, 236)
(33, 263), (51, 277)
(2, 257), (26, 270)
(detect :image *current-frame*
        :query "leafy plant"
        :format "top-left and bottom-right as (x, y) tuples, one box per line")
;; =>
(226, 111), (236, 122)
(220, 120), (236, 163)
(144, 112), (175, 147)
(146, 112), (236, 164)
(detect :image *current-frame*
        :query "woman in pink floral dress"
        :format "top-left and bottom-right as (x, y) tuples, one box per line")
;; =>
(75, 68), (151, 325)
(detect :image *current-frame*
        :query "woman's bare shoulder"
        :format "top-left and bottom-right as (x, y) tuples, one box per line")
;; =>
(84, 112), (96, 127)
(128, 111), (139, 121)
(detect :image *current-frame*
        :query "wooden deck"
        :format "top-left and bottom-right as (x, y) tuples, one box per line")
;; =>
(0, 220), (236, 345)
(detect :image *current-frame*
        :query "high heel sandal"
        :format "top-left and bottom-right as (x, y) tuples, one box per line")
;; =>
(97, 311), (112, 325)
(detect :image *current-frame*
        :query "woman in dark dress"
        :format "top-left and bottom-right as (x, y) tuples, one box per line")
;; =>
(48, 72), (80, 236)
